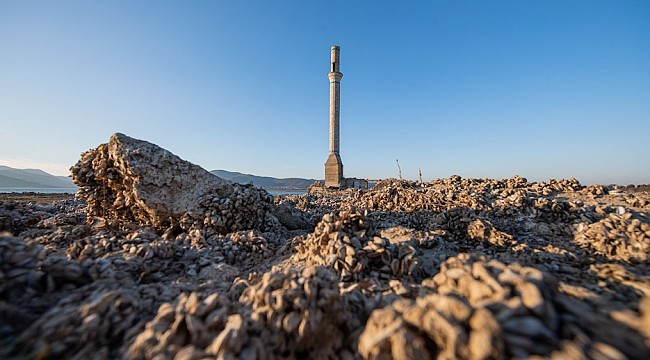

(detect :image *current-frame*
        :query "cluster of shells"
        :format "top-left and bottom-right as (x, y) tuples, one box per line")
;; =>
(426, 207), (512, 245)
(342, 178), (489, 212)
(0, 234), (43, 300)
(12, 288), (142, 359)
(354, 176), (581, 213)
(0, 233), (115, 299)
(127, 266), (370, 360)
(182, 187), (272, 235)
(293, 208), (417, 282)
(574, 209), (650, 263)
(360, 253), (639, 359)
(236, 266), (356, 357)
(219, 230), (278, 270)
(423, 254), (562, 358)
(306, 176), (649, 220)
(127, 291), (232, 359)
(0, 206), (286, 358)
(2, 227), (231, 359)
(0, 200), (81, 235)
(0, 233), (126, 359)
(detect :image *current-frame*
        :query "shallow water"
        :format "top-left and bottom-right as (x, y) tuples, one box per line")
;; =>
(0, 188), (78, 194)
(267, 189), (307, 196)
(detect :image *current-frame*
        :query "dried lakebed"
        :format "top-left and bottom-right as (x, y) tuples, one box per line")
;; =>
(1, 134), (649, 360)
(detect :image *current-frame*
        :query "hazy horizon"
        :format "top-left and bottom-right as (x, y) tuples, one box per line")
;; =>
(2, 163), (650, 188)
(2, 1), (649, 184)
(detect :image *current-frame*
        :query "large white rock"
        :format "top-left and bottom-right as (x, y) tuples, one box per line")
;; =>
(71, 133), (272, 234)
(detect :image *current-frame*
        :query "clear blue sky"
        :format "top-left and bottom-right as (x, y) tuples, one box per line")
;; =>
(1, 1), (649, 184)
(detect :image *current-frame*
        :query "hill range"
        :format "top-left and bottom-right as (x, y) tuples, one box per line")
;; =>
(210, 170), (316, 190)
(0, 166), (316, 190)
(0, 165), (75, 189)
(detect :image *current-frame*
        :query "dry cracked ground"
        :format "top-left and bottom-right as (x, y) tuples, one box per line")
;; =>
(1, 134), (649, 360)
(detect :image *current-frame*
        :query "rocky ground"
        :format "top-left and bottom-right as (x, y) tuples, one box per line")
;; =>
(1, 134), (649, 360)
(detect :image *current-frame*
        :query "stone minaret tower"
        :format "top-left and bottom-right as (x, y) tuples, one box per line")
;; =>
(325, 45), (344, 188)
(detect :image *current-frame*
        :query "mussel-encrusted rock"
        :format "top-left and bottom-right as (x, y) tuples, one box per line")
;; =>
(294, 208), (417, 282)
(71, 133), (272, 234)
(574, 211), (650, 263)
(128, 266), (367, 360)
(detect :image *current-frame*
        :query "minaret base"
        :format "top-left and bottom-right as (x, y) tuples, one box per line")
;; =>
(325, 153), (343, 188)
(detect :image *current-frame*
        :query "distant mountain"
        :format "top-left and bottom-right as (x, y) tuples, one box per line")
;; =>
(0, 165), (315, 190)
(0, 165), (76, 188)
(211, 170), (318, 190)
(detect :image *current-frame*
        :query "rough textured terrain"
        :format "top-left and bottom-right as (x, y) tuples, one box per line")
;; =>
(70, 133), (272, 235)
(1, 135), (649, 359)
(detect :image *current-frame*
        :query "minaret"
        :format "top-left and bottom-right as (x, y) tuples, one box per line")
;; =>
(325, 45), (344, 188)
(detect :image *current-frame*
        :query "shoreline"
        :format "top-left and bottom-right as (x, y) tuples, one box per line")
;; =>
(0, 192), (75, 204)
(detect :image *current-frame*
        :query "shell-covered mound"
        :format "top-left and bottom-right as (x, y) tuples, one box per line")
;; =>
(361, 253), (648, 360)
(336, 176), (581, 213)
(127, 266), (369, 360)
(71, 133), (272, 234)
(574, 210), (650, 263)
(2, 167), (650, 359)
(293, 208), (417, 282)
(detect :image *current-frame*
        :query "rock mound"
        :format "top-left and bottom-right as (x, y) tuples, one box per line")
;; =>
(293, 208), (417, 282)
(128, 266), (367, 360)
(575, 211), (650, 263)
(360, 254), (636, 360)
(71, 133), (272, 234)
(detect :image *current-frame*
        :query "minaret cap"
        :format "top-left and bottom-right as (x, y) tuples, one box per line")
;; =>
(330, 45), (342, 75)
